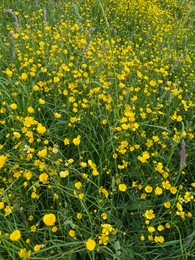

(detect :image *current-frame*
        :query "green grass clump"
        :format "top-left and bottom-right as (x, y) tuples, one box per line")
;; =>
(0, 0), (195, 259)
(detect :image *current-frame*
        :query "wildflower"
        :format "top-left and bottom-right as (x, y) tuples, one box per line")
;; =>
(13, 132), (21, 139)
(154, 187), (163, 195)
(101, 224), (113, 235)
(37, 148), (47, 158)
(99, 187), (109, 198)
(85, 238), (96, 251)
(21, 73), (28, 80)
(0, 202), (4, 209)
(101, 213), (108, 220)
(145, 186), (153, 193)
(52, 226), (58, 232)
(176, 202), (183, 211)
(10, 230), (21, 241)
(33, 85), (39, 91)
(149, 80), (157, 87)
(69, 230), (76, 238)
(162, 180), (171, 190)
(34, 244), (41, 252)
(54, 112), (61, 118)
(170, 186), (177, 194)
(137, 71), (143, 78)
(80, 162), (87, 167)
(38, 98), (45, 105)
(119, 184), (127, 192)
(27, 107), (34, 113)
(59, 170), (69, 178)
(138, 151), (150, 163)
(165, 223), (171, 228)
(64, 138), (70, 145)
(78, 193), (84, 199)
(39, 173), (49, 183)
(148, 226), (155, 233)
(18, 248), (31, 259)
(164, 201), (171, 209)
(73, 135), (81, 146)
(5, 68), (13, 77)
(0, 155), (7, 169)
(157, 225), (164, 231)
(143, 209), (155, 220)
(76, 213), (82, 219)
(98, 233), (109, 245)
(187, 212), (192, 218)
(23, 171), (32, 180)
(140, 235), (145, 241)
(23, 117), (35, 127)
(43, 213), (56, 226)
(4, 205), (12, 216)
(92, 169), (99, 176)
(102, 119), (107, 124)
(36, 123), (46, 134)
(54, 77), (60, 83)
(154, 236), (164, 243)
(10, 103), (18, 110)
(75, 182), (82, 190)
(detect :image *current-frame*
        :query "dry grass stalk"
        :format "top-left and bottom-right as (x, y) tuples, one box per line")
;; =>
(4, 9), (19, 28)
(180, 139), (187, 169)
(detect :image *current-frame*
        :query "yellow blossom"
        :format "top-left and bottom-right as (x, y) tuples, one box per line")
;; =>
(39, 98), (45, 105)
(73, 135), (81, 146)
(145, 186), (153, 193)
(148, 226), (155, 233)
(98, 234), (109, 245)
(75, 182), (82, 190)
(119, 184), (127, 192)
(43, 213), (56, 226)
(34, 244), (41, 252)
(10, 230), (21, 241)
(85, 238), (96, 251)
(76, 213), (82, 219)
(36, 124), (46, 134)
(164, 201), (171, 209)
(37, 148), (47, 158)
(0, 155), (7, 169)
(69, 230), (76, 238)
(154, 187), (163, 195)
(18, 248), (31, 259)
(143, 209), (155, 220)
(5, 68), (13, 77)
(21, 73), (28, 80)
(10, 103), (18, 110)
(154, 236), (164, 243)
(39, 173), (49, 182)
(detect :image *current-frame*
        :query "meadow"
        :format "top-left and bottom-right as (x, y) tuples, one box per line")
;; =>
(0, 0), (195, 259)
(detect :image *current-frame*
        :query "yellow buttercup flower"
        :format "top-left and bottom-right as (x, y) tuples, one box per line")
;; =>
(0, 155), (7, 169)
(73, 135), (81, 146)
(119, 184), (127, 192)
(145, 186), (153, 193)
(85, 238), (96, 251)
(43, 213), (56, 226)
(37, 148), (47, 158)
(36, 123), (47, 134)
(10, 103), (18, 110)
(10, 230), (21, 241)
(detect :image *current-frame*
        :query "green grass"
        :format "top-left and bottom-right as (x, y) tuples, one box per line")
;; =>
(0, 0), (195, 259)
